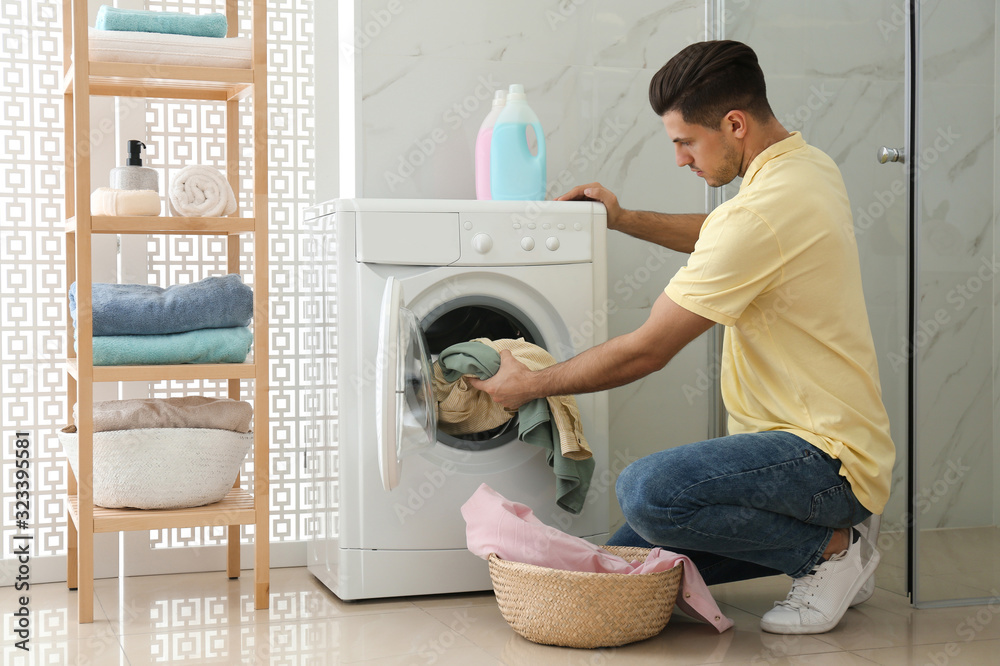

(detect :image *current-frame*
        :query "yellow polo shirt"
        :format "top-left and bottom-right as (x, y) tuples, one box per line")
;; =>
(665, 132), (894, 513)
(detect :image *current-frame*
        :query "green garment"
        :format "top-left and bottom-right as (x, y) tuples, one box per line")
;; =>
(437, 341), (595, 514)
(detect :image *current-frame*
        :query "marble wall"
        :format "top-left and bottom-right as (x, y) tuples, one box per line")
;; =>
(329, 1), (999, 538)
(337, 0), (715, 531)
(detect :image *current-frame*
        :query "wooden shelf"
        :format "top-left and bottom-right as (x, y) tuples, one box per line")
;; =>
(62, 61), (254, 102)
(65, 358), (257, 383)
(68, 489), (256, 534)
(65, 215), (256, 235)
(63, 0), (269, 622)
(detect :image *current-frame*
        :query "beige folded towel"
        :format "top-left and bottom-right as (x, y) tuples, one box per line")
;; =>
(74, 396), (253, 433)
(91, 187), (161, 216)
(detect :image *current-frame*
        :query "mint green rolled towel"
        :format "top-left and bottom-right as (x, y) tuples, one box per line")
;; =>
(95, 5), (228, 39)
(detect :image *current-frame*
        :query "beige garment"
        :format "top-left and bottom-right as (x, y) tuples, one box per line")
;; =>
(474, 338), (592, 461)
(433, 363), (515, 436)
(74, 396), (253, 433)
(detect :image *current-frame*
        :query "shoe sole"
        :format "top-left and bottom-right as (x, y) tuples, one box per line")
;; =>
(760, 548), (881, 635)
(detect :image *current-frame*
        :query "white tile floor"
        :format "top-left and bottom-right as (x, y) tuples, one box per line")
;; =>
(4, 564), (1000, 665)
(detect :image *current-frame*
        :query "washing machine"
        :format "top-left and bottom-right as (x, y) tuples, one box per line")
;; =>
(304, 198), (609, 600)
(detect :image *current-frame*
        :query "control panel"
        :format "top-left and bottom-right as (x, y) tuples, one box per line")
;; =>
(350, 200), (602, 266)
(456, 210), (593, 266)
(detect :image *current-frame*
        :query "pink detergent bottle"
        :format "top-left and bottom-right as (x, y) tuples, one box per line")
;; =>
(475, 89), (506, 200)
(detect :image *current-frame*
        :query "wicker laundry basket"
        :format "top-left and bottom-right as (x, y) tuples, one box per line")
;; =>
(488, 546), (682, 648)
(58, 425), (252, 510)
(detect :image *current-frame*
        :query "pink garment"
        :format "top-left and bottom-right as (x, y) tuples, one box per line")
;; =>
(461, 483), (734, 633)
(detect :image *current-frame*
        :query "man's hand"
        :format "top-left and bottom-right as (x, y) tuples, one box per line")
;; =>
(557, 182), (624, 231)
(466, 350), (536, 410)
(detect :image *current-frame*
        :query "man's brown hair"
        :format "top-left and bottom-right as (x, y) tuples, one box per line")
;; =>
(649, 40), (774, 128)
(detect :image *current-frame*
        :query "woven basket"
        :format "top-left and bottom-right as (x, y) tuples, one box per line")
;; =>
(58, 425), (252, 510)
(488, 546), (682, 648)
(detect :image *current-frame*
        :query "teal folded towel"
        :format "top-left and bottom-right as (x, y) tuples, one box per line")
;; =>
(437, 341), (595, 514)
(95, 5), (228, 39)
(80, 327), (253, 366)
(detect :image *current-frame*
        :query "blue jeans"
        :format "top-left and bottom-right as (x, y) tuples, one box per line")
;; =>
(606, 431), (871, 585)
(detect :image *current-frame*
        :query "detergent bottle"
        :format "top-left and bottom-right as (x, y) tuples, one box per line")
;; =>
(474, 89), (506, 200)
(490, 84), (546, 200)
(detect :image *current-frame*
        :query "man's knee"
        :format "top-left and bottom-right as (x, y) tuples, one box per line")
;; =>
(615, 457), (656, 519)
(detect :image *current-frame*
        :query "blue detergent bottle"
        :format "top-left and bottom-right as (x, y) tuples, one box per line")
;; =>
(490, 84), (546, 200)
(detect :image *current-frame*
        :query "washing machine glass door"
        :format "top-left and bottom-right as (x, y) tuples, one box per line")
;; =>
(376, 276), (437, 491)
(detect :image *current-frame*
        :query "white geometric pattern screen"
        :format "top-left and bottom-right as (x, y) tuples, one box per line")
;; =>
(0, 0), (69, 564)
(0, 0), (323, 563)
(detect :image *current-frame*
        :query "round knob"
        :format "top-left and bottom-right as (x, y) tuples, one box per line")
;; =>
(520, 237), (535, 251)
(472, 233), (493, 254)
(545, 237), (560, 251)
(877, 146), (905, 164)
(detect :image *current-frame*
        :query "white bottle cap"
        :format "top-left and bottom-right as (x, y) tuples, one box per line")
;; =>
(493, 89), (507, 107)
(507, 83), (526, 101)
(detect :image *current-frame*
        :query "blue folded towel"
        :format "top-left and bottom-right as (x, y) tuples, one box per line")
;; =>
(95, 5), (228, 39)
(70, 275), (253, 337)
(80, 327), (253, 366)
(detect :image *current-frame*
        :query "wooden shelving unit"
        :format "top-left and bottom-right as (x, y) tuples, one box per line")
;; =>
(61, 0), (269, 623)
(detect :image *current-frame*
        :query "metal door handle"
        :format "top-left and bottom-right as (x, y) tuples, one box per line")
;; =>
(877, 146), (905, 164)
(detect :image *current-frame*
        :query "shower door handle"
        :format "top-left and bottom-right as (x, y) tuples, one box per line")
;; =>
(877, 146), (905, 164)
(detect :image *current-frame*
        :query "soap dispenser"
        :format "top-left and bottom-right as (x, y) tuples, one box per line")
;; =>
(110, 140), (159, 192)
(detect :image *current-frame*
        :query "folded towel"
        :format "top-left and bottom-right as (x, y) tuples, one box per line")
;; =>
(168, 165), (238, 218)
(87, 28), (252, 69)
(95, 5), (228, 38)
(462, 484), (734, 633)
(80, 326), (253, 366)
(69, 274), (252, 337)
(75, 397), (253, 433)
(91, 187), (161, 216)
(436, 340), (594, 514)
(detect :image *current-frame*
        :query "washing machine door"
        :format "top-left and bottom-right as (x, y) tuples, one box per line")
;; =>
(376, 276), (437, 491)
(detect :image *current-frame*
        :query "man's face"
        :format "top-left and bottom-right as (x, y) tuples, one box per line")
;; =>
(661, 110), (741, 188)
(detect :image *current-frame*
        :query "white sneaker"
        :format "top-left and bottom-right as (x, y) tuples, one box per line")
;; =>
(760, 529), (880, 634)
(849, 515), (881, 607)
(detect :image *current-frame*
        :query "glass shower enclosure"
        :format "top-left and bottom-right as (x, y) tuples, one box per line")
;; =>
(721, 0), (999, 607)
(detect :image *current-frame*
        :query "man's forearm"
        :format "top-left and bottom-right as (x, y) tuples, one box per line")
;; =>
(613, 209), (706, 254)
(525, 335), (666, 400)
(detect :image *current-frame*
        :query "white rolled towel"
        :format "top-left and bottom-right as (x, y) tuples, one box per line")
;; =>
(168, 165), (238, 218)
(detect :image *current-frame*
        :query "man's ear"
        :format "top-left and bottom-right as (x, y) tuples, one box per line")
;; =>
(721, 110), (748, 139)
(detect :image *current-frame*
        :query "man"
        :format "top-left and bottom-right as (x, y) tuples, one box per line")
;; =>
(468, 40), (894, 635)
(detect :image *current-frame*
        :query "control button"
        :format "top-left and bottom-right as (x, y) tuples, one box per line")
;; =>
(574, 222), (582, 231)
(542, 222), (551, 230)
(546, 237), (560, 251)
(557, 223), (566, 230)
(520, 236), (535, 251)
(463, 221), (473, 230)
(527, 223), (536, 230)
(472, 233), (493, 254)
(513, 222), (521, 229)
